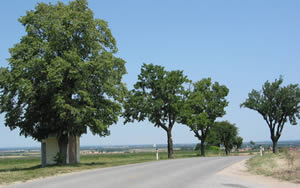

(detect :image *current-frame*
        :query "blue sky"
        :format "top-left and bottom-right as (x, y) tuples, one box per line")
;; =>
(0, 0), (299, 148)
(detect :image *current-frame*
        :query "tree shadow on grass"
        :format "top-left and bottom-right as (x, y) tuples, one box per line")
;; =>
(0, 165), (42, 172)
(71, 161), (107, 166)
(0, 161), (108, 173)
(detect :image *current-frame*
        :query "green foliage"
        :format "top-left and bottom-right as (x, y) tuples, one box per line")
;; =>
(53, 152), (65, 165)
(123, 63), (189, 127)
(241, 76), (300, 153)
(122, 63), (190, 158)
(250, 140), (256, 146)
(0, 0), (126, 141)
(207, 145), (221, 151)
(194, 144), (221, 156)
(209, 121), (243, 155)
(194, 143), (201, 151)
(194, 144), (220, 151)
(206, 126), (221, 147)
(180, 78), (229, 156)
(234, 136), (243, 149)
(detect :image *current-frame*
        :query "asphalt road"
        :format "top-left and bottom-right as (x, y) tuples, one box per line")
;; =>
(3, 156), (265, 188)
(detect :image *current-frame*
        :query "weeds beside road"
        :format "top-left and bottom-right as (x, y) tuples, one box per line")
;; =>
(247, 150), (300, 184)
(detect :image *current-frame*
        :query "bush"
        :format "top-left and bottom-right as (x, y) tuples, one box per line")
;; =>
(54, 152), (65, 165)
(194, 143), (201, 151)
(207, 146), (221, 151)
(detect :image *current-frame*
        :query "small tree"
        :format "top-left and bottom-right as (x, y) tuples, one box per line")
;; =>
(234, 136), (243, 150)
(0, 0), (126, 164)
(206, 126), (221, 147)
(241, 77), (300, 153)
(122, 63), (189, 158)
(209, 121), (242, 155)
(180, 78), (229, 156)
(249, 140), (256, 147)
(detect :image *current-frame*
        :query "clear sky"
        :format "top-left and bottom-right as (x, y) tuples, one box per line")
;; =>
(0, 0), (299, 148)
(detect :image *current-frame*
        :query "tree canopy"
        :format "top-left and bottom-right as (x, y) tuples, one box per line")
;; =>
(122, 63), (189, 158)
(0, 0), (126, 163)
(241, 76), (299, 153)
(208, 121), (243, 155)
(180, 78), (229, 156)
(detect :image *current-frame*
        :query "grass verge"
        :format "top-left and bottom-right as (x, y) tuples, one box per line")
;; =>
(0, 149), (248, 185)
(0, 151), (198, 185)
(246, 150), (300, 184)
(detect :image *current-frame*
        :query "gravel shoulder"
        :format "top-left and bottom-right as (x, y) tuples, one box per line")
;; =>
(218, 158), (300, 188)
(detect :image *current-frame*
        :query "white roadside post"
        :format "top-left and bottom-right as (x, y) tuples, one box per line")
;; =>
(260, 145), (263, 157)
(153, 144), (159, 160)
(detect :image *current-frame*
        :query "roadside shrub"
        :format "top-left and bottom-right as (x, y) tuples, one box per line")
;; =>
(207, 146), (221, 151)
(54, 152), (64, 165)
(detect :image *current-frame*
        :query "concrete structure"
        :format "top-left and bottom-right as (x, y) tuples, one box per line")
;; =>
(41, 135), (80, 166)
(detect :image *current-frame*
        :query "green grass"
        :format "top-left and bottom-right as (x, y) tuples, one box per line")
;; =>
(0, 151), (198, 185)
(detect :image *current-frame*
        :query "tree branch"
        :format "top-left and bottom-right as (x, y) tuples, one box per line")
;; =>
(277, 116), (287, 137)
(264, 115), (273, 130)
(276, 115), (286, 138)
(193, 130), (201, 140)
(160, 123), (169, 132)
(203, 125), (210, 139)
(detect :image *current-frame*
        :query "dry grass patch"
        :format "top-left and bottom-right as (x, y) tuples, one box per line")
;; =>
(247, 150), (300, 184)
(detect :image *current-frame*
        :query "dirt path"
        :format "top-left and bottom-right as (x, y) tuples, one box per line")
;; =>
(218, 158), (300, 188)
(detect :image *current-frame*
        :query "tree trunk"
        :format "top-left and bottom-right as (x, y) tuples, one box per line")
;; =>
(57, 134), (69, 165)
(272, 140), (278, 154)
(167, 130), (174, 159)
(200, 140), (205, 156)
(225, 149), (229, 155)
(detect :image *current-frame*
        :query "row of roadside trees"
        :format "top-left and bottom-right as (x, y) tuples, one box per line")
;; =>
(0, 0), (299, 163)
(122, 63), (237, 158)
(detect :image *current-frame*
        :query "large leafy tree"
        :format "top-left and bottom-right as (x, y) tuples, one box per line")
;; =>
(0, 0), (126, 163)
(181, 78), (229, 156)
(241, 77), (299, 153)
(122, 64), (189, 158)
(208, 121), (243, 155)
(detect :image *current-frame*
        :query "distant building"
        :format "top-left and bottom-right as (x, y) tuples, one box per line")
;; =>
(288, 147), (300, 151)
(41, 135), (80, 167)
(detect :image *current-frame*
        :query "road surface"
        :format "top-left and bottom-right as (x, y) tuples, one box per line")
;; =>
(3, 156), (267, 188)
